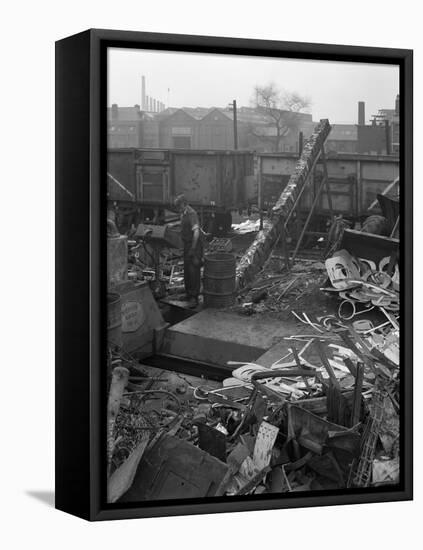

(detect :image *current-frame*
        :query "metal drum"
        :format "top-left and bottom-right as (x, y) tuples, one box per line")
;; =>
(203, 253), (236, 308)
(107, 292), (122, 348)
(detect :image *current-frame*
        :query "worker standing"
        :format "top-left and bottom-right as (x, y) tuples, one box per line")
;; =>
(174, 194), (203, 307)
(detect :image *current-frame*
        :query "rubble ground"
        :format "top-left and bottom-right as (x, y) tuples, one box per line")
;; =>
(109, 222), (400, 502)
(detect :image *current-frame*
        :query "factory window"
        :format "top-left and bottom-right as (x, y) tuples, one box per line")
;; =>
(173, 136), (191, 149)
(171, 127), (192, 136)
(140, 172), (165, 202)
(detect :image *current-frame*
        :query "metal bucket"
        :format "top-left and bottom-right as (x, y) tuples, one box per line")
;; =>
(203, 253), (236, 308)
(107, 292), (122, 348)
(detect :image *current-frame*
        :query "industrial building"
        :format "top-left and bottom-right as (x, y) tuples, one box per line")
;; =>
(108, 95), (400, 156)
(108, 103), (316, 152)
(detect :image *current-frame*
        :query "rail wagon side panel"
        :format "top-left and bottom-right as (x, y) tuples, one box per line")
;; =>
(259, 156), (298, 209)
(360, 160), (399, 213)
(257, 153), (399, 220)
(319, 177), (357, 216)
(317, 159), (358, 217)
(107, 149), (137, 202)
(172, 153), (218, 206)
(219, 153), (253, 208)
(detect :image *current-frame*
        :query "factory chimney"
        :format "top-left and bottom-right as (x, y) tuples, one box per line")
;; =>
(358, 101), (365, 126)
(141, 75), (146, 110)
(395, 94), (400, 116)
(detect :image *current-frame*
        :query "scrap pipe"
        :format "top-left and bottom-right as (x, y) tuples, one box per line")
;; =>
(252, 369), (316, 380)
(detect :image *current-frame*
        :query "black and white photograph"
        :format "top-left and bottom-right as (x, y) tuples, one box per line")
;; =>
(2, 0), (421, 542)
(106, 47), (403, 504)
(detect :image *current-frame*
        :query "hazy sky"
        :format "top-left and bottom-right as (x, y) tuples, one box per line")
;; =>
(108, 48), (399, 124)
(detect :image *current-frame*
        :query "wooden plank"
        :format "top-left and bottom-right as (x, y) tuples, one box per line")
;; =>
(290, 345), (312, 392)
(314, 340), (341, 390)
(107, 434), (149, 503)
(368, 176), (399, 210)
(351, 362), (364, 427)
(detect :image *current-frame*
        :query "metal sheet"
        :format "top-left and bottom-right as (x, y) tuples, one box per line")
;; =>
(120, 435), (228, 502)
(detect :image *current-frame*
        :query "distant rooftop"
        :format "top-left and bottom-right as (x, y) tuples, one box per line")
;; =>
(328, 124), (358, 141)
(107, 105), (142, 121)
(109, 104), (313, 125)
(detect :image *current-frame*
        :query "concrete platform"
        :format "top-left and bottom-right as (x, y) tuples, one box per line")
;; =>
(160, 297), (202, 313)
(161, 309), (297, 369)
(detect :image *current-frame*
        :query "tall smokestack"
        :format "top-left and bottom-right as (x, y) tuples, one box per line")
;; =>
(385, 119), (391, 155)
(358, 101), (365, 126)
(141, 75), (146, 110)
(395, 94), (400, 116)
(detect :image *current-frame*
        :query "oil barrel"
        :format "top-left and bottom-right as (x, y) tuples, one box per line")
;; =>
(203, 253), (236, 308)
(107, 292), (122, 348)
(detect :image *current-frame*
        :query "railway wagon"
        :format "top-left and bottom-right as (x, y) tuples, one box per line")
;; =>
(258, 152), (399, 225)
(108, 148), (399, 237)
(108, 148), (255, 233)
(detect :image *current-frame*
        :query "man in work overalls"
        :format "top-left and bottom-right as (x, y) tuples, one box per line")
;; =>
(174, 194), (203, 308)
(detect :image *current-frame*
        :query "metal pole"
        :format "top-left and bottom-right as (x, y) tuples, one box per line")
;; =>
(385, 120), (391, 155)
(258, 155), (263, 230)
(141, 75), (146, 110)
(233, 100), (238, 150)
(321, 145), (334, 220)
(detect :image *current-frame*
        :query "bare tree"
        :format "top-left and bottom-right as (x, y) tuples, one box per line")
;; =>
(248, 83), (311, 152)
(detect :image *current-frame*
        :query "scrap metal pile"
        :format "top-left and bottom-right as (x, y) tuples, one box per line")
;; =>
(322, 248), (399, 321)
(233, 259), (327, 316)
(106, 307), (399, 502)
(105, 122), (400, 502)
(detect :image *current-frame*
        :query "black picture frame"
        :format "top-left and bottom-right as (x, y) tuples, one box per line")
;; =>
(55, 28), (413, 521)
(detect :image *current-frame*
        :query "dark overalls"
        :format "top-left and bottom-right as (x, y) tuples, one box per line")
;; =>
(181, 205), (203, 300)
